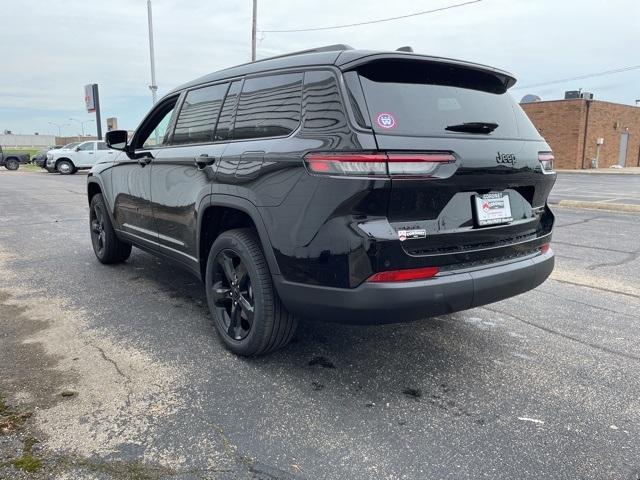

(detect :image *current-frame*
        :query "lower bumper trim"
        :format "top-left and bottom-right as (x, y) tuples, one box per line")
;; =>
(273, 251), (554, 324)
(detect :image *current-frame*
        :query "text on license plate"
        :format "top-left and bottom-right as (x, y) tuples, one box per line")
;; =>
(474, 192), (513, 226)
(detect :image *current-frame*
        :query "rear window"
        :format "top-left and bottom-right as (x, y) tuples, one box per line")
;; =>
(355, 59), (537, 139)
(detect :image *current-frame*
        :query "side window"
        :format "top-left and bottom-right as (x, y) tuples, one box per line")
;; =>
(97, 142), (108, 150)
(233, 73), (303, 140)
(172, 83), (228, 145)
(214, 80), (242, 141)
(77, 142), (94, 151)
(138, 97), (179, 149)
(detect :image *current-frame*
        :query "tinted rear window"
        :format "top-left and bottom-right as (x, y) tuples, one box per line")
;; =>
(233, 73), (303, 140)
(355, 60), (537, 139)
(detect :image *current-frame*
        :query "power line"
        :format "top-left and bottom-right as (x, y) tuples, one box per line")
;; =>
(513, 65), (640, 90)
(259, 0), (483, 33)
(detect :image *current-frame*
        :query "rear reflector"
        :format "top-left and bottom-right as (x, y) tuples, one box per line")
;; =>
(538, 152), (554, 172)
(305, 151), (455, 177)
(367, 266), (439, 283)
(540, 243), (551, 254)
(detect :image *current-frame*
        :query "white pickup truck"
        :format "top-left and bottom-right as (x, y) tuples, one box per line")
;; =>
(46, 140), (116, 175)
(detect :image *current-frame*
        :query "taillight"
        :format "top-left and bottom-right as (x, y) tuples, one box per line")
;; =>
(540, 243), (551, 254)
(367, 266), (439, 283)
(305, 153), (387, 176)
(538, 152), (554, 172)
(304, 151), (455, 177)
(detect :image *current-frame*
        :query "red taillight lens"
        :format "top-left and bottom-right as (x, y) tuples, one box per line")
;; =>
(540, 243), (551, 254)
(367, 266), (439, 283)
(305, 152), (387, 176)
(538, 152), (554, 172)
(305, 152), (455, 177)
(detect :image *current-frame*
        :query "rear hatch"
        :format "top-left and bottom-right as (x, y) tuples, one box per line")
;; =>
(344, 57), (555, 269)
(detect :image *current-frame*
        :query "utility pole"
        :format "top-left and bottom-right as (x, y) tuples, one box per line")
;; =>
(251, 0), (257, 61)
(147, 0), (158, 104)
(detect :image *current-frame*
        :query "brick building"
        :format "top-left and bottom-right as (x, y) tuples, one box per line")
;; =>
(521, 99), (640, 170)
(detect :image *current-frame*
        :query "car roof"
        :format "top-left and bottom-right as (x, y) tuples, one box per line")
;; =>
(168, 45), (516, 96)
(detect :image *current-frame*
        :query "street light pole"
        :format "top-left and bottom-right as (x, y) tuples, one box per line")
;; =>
(48, 122), (69, 138)
(147, 0), (158, 104)
(251, 0), (257, 61)
(69, 118), (95, 137)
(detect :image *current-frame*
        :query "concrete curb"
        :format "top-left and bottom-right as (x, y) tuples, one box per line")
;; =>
(556, 169), (640, 175)
(556, 199), (640, 214)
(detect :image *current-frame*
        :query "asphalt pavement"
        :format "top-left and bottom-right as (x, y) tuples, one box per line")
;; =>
(1, 170), (639, 480)
(550, 172), (640, 206)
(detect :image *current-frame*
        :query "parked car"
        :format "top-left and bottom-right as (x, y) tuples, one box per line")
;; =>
(88, 44), (556, 356)
(47, 140), (115, 174)
(0, 145), (30, 170)
(38, 143), (79, 172)
(32, 145), (65, 171)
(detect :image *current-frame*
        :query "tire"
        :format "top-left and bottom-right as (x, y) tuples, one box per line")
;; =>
(4, 158), (19, 171)
(205, 228), (297, 356)
(89, 193), (132, 264)
(57, 159), (75, 175)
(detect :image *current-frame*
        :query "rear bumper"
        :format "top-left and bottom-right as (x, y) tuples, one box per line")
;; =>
(274, 250), (554, 324)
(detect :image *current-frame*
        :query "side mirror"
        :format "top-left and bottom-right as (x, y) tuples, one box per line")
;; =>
(74, 147), (80, 151)
(105, 130), (129, 151)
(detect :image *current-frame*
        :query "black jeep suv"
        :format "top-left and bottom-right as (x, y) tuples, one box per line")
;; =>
(89, 45), (555, 356)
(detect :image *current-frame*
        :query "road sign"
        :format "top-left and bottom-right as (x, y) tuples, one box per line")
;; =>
(85, 84), (96, 112)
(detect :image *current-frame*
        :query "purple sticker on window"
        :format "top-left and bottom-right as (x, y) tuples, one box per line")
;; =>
(376, 112), (396, 129)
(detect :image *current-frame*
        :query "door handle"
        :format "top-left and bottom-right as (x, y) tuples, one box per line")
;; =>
(194, 154), (216, 169)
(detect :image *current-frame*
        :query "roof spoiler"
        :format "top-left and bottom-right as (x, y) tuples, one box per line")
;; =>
(338, 53), (517, 92)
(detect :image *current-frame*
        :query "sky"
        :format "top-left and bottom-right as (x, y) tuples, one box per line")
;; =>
(1, 0), (638, 136)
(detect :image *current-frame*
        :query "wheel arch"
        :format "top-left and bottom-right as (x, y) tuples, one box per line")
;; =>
(197, 195), (280, 282)
(87, 178), (119, 228)
(55, 157), (74, 168)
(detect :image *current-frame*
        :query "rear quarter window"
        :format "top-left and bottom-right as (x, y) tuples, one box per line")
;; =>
(233, 73), (303, 140)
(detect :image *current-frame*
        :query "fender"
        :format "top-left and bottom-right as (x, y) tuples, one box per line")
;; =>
(198, 194), (281, 277)
(86, 175), (118, 231)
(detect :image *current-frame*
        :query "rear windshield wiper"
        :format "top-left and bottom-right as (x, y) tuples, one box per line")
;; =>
(445, 122), (499, 134)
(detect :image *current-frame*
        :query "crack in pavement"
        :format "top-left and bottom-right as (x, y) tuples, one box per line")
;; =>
(550, 277), (640, 300)
(536, 288), (640, 320)
(482, 306), (640, 363)
(0, 218), (86, 228)
(552, 240), (634, 255)
(554, 216), (604, 229)
(587, 248), (640, 271)
(90, 343), (134, 409)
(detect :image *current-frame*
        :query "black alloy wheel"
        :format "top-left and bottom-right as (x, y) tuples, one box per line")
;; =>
(212, 250), (255, 341)
(89, 193), (132, 264)
(205, 228), (297, 356)
(90, 202), (107, 257)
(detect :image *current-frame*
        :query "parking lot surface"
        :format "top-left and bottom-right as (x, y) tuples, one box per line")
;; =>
(1, 170), (639, 479)
(550, 172), (640, 205)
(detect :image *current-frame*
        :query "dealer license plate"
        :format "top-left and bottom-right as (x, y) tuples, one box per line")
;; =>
(474, 192), (513, 226)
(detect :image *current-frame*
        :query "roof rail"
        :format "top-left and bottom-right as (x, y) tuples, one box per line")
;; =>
(259, 44), (354, 62)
